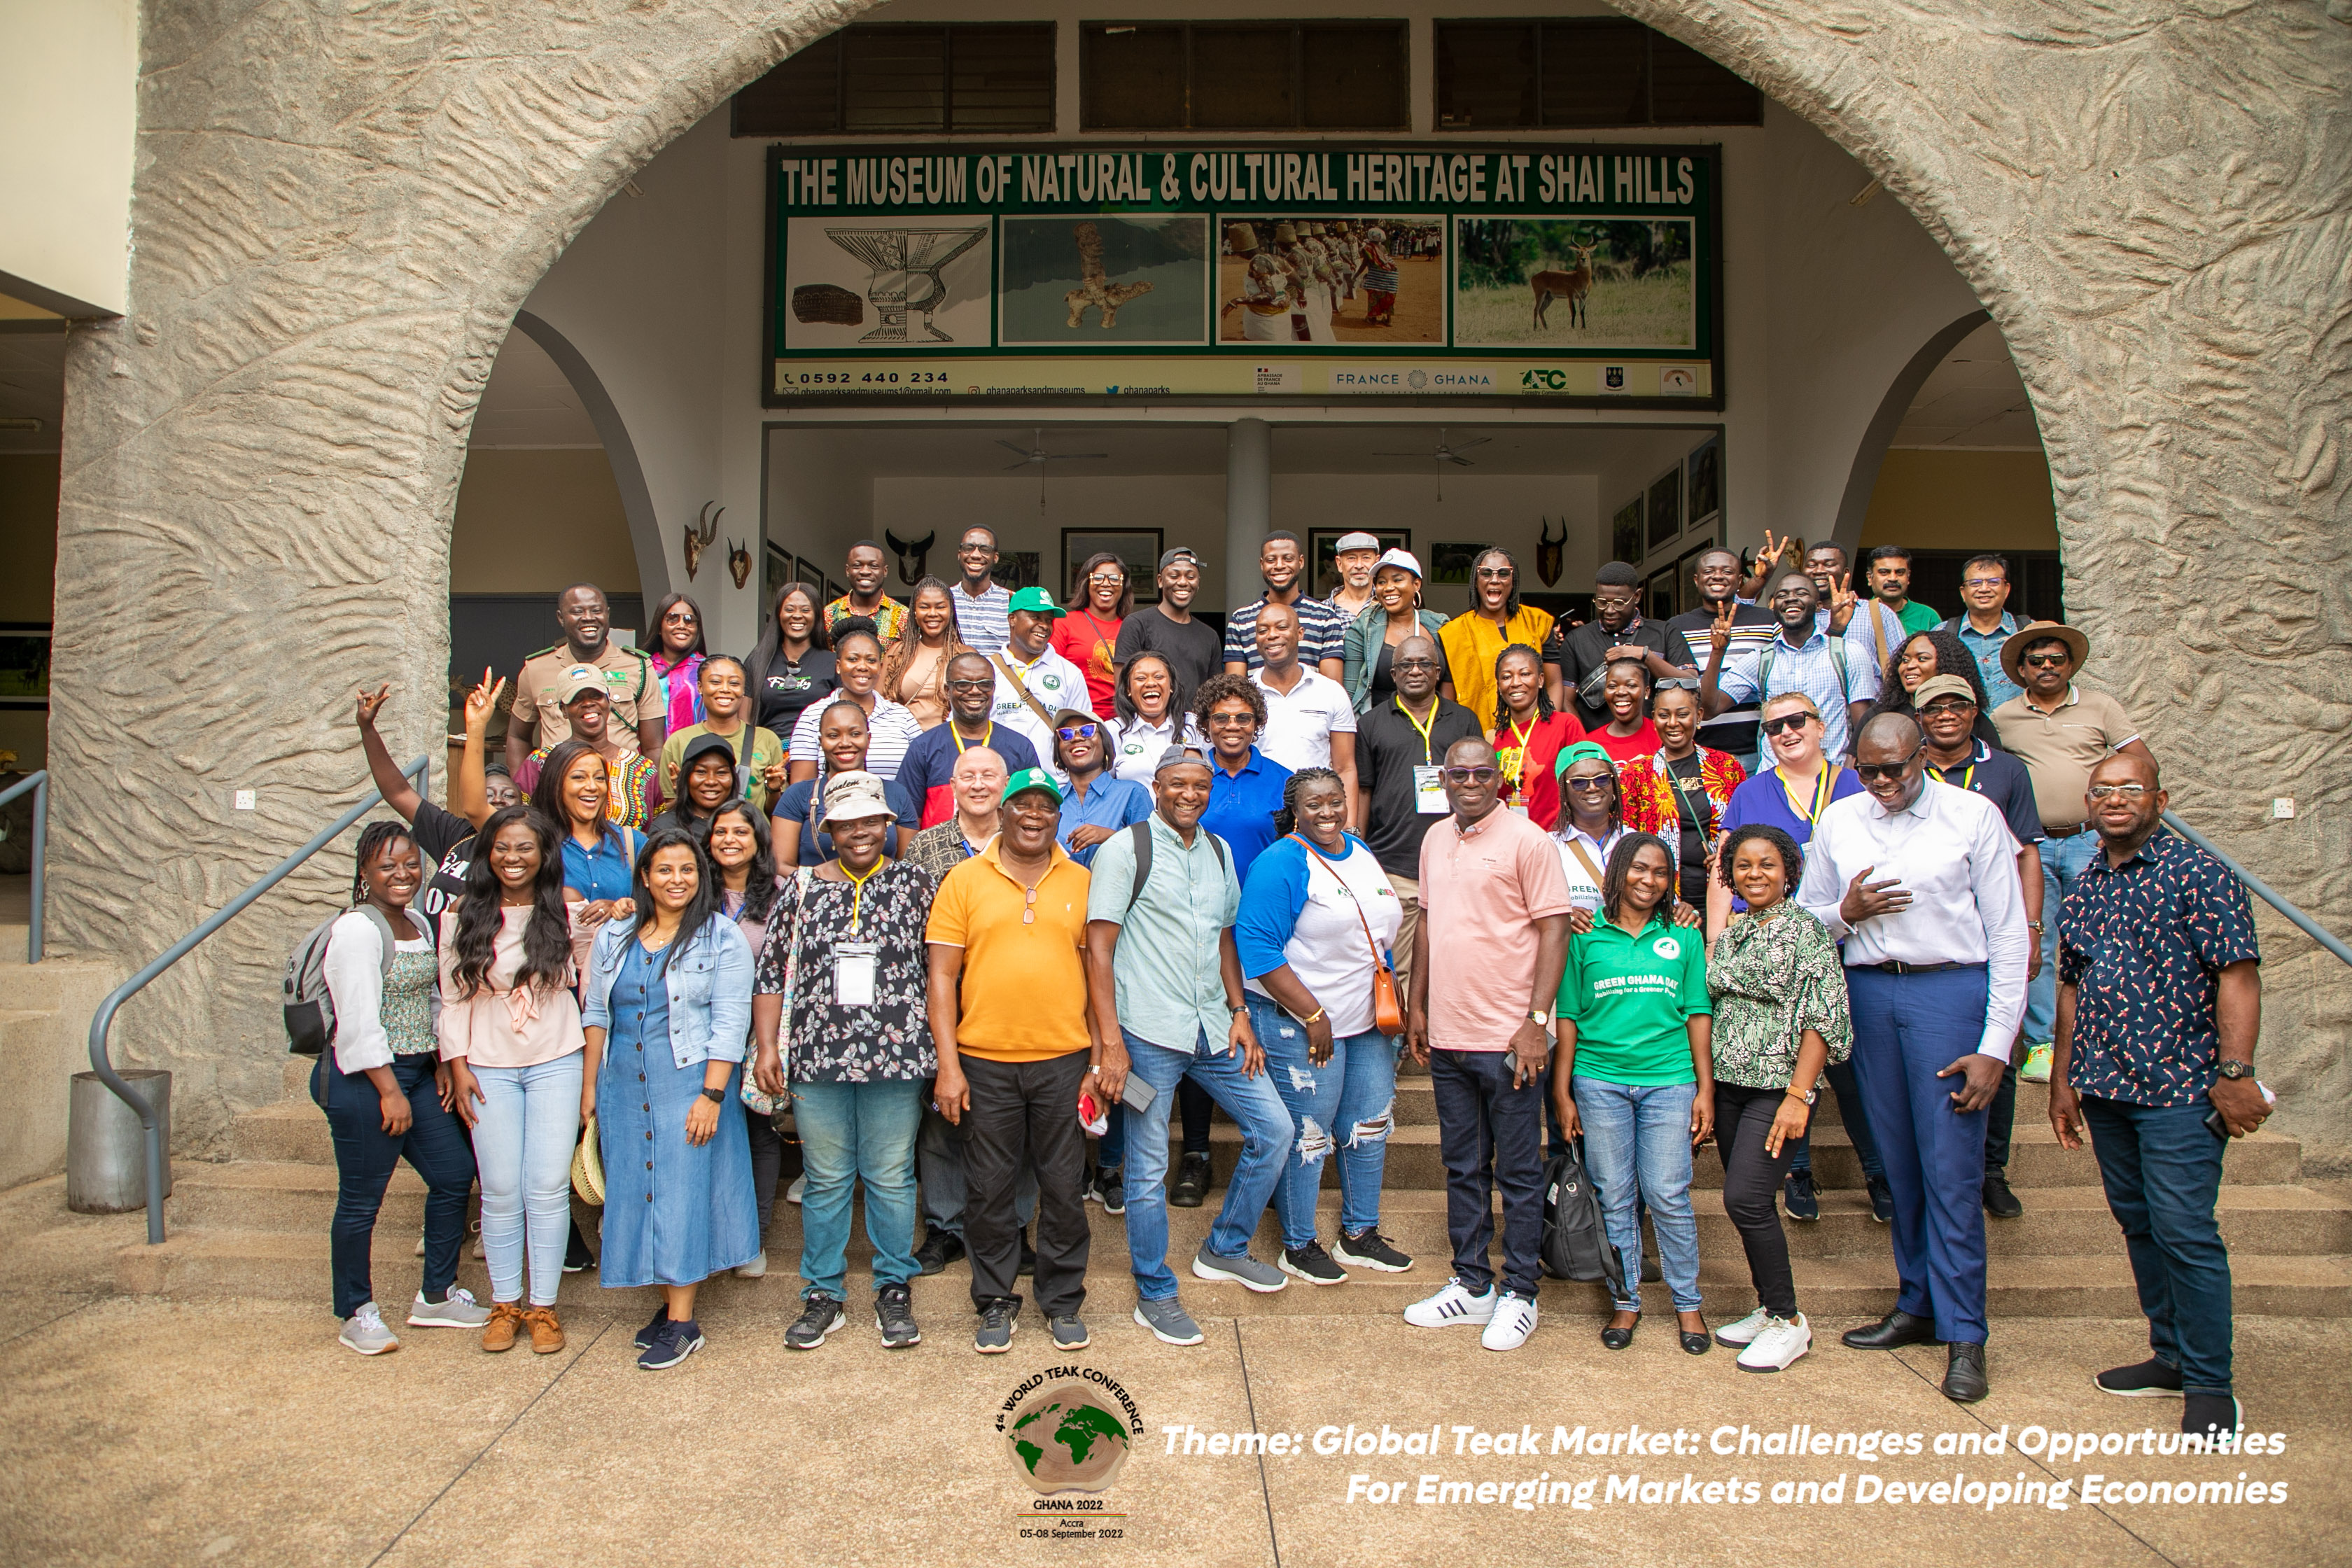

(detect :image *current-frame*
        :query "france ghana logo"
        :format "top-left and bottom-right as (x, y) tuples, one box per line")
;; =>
(1651, 934), (1682, 961)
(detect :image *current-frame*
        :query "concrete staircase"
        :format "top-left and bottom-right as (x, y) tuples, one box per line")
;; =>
(0, 878), (126, 1191)
(118, 1055), (2352, 1323)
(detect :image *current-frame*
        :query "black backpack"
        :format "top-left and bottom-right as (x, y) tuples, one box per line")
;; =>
(1541, 1145), (1625, 1290)
(1123, 818), (1228, 910)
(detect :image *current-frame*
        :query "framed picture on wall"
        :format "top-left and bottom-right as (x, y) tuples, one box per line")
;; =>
(1306, 528), (1409, 599)
(1610, 499), (1644, 567)
(824, 576), (848, 604)
(793, 556), (825, 592)
(1063, 527), (1165, 606)
(764, 542), (792, 603)
(998, 552), (1042, 591)
(1646, 466), (1682, 552)
(1687, 434), (1723, 533)
(0, 624), (50, 710)
(1646, 567), (1678, 623)
(1429, 541), (1482, 586)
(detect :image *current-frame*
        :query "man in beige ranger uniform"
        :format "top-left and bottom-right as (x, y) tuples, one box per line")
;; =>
(507, 582), (661, 771)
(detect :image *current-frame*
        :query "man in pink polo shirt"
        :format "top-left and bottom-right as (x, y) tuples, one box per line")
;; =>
(1403, 736), (1574, 1352)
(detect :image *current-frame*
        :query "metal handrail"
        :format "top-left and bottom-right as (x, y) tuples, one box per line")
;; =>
(90, 757), (430, 1245)
(0, 770), (48, 962)
(2163, 810), (2352, 969)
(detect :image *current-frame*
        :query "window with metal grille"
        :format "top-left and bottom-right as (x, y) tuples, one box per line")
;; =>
(1435, 18), (1760, 130)
(733, 24), (1056, 136)
(1082, 20), (1408, 131)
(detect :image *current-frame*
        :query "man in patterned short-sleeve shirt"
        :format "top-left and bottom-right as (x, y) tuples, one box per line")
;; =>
(2049, 752), (2262, 1441)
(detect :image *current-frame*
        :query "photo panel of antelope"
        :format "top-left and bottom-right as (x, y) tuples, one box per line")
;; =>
(997, 215), (1211, 347)
(1452, 217), (1698, 349)
(783, 216), (995, 351)
(1215, 215), (1446, 344)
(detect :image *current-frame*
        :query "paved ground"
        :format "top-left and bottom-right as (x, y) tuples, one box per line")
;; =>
(1, 1176), (2342, 1568)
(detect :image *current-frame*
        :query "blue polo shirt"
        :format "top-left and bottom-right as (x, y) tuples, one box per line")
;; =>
(1717, 765), (1865, 913)
(1201, 747), (1293, 881)
(559, 825), (638, 903)
(1056, 772), (1154, 867)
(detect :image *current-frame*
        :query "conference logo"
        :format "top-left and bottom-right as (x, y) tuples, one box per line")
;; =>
(997, 1367), (1142, 1495)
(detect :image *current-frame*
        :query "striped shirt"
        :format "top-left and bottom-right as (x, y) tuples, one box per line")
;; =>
(785, 694), (923, 783)
(951, 582), (1014, 654)
(1713, 626), (1884, 759)
(1222, 592), (1348, 673)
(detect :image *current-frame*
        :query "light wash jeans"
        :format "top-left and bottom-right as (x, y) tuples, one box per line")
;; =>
(1119, 1026), (1292, 1300)
(1573, 1076), (1702, 1315)
(471, 1054), (584, 1307)
(1245, 997), (1397, 1247)
(793, 1079), (924, 1300)
(2024, 832), (2100, 1043)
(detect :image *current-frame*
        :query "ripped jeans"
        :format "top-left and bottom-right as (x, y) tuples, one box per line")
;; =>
(1246, 996), (1399, 1248)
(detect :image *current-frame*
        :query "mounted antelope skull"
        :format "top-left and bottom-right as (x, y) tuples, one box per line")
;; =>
(684, 502), (723, 580)
(1536, 516), (1567, 587)
(885, 528), (935, 587)
(727, 539), (752, 591)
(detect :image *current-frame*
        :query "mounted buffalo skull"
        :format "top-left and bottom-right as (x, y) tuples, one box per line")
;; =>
(1536, 516), (1567, 587)
(885, 529), (935, 587)
(685, 502), (723, 580)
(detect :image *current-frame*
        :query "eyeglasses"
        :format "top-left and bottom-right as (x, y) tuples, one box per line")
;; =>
(1087, 573), (1124, 586)
(1759, 713), (1816, 736)
(1854, 745), (1924, 782)
(946, 678), (994, 692)
(2087, 783), (2149, 800)
(1056, 724), (1098, 741)
(1442, 766), (1498, 783)
(1205, 711), (1257, 727)
(958, 544), (995, 556)
(1563, 775), (1614, 794)
(1393, 658), (1440, 672)
(2021, 651), (2071, 668)
(1962, 577), (2005, 589)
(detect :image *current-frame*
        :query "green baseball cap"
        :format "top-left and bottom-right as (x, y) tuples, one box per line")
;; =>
(1006, 586), (1066, 617)
(1002, 766), (1065, 806)
(1553, 741), (1613, 779)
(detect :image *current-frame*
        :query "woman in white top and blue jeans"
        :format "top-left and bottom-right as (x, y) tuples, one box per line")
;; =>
(315, 822), (486, 1354)
(1236, 767), (1415, 1284)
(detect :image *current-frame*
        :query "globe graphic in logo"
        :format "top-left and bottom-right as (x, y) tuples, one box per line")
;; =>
(1004, 1387), (1133, 1494)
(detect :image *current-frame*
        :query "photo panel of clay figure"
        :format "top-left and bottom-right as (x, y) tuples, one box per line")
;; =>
(1453, 216), (1698, 349)
(784, 216), (995, 351)
(999, 214), (1210, 347)
(1216, 215), (1445, 344)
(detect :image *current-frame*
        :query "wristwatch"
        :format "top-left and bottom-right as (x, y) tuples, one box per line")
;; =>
(700, 1086), (727, 1104)
(1786, 1083), (1819, 1105)
(2215, 1060), (2254, 1081)
(2026, 920), (2045, 934)
(1527, 1009), (1553, 1028)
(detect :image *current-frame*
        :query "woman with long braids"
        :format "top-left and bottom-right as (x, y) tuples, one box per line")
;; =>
(1051, 552), (1131, 718)
(314, 822), (484, 1355)
(581, 827), (759, 1371)
(1235, 766), (1415, 1282)
(747, 581), (838, 737)
(438, 804), (603, 1354)
(1489, 642), (1584, 830)
(878, 576), (970, 730)
(1848, 626), (2005, 757)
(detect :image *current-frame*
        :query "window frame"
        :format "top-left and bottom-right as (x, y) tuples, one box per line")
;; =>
(732, 22), (1058, 139)
(1079, 18), (1410, 133)
(1433, 17), (1761, 132)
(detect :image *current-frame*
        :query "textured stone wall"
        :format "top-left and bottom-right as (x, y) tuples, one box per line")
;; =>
(50, 1), (2351, 1154)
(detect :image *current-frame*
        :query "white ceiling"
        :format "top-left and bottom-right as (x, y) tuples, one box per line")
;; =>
(1890, 320), (2041, 450)
(470, 328), (600, 448)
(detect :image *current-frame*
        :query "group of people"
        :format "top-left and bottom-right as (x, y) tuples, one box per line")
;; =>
(307, 525), (2264, 1437)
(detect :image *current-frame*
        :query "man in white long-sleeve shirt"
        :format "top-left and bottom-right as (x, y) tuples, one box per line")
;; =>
(1795, 712), (2027, 1406)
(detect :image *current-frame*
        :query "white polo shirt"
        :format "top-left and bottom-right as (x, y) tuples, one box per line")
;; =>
(1252, 666), (1357, 773)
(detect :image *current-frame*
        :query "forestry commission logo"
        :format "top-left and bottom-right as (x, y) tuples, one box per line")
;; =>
(997, 1367), (1142, 1495)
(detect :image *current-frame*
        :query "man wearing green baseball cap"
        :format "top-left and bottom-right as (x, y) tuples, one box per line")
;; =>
(986, 587), (1096, 783)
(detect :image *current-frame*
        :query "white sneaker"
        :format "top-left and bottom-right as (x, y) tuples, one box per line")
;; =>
(735, 1250), (769, 1280)
(338, 1302), (400, 1356)
(1713, 1305), (1772, 1348)
(1736, 1312), (1812, 1373)
(787, 1176), (806, 1205)
(407, 1285), (492, 1329)
(1480, 1290), (1539, 1351)
(1404, 1277), (1496, 1329)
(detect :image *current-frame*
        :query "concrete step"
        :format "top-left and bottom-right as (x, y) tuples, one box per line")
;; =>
(1286, 1067), (2065, 1130)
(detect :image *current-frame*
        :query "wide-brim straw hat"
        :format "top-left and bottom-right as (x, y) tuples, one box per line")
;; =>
(571, 1116), (604, 1205)
(1999, 620), (2088, 685)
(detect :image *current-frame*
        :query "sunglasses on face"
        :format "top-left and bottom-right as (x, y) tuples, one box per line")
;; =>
(2087, 782), (2149, 800)
(1760, 713), (1816, 736)
(1056, 724), (1098, 741)
(1474, 568), (1514, 580)
(1206, 712), (1256, 727)
(1393, 658), (1440, 672)
(1854, 746), (1924, 782)
(1918, 700), (1976, 718)
(1443, 766), (1498, 783)
(2021, 652), (2071, 668)
(1564, 775), (1613, 794)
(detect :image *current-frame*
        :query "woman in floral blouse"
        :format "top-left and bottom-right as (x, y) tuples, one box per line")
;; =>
(750, 770), (937, 1354)
(1704, 822), (1852, 1374)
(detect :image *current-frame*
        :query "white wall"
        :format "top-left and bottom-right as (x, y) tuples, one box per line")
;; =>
(0, 0), (137, 315)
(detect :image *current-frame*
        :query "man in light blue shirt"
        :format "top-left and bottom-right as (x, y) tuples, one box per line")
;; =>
(1051, 706), (1151, 867)
(1085, 747), (1294, 1345)
(1938, 552), (2025, 710)
(1699, 568), (1882, 757)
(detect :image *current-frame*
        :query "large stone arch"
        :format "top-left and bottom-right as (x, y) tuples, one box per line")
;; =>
(50, 2), (2351, 1149)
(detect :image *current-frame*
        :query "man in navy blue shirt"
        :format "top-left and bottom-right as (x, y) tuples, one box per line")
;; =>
(897, 651), (1041, 829)
(2050, 752), (2262, 1442)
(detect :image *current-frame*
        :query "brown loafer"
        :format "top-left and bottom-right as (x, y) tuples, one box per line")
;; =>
(482, 1301), (524, 1353)
(523, 1305), (566, 1354)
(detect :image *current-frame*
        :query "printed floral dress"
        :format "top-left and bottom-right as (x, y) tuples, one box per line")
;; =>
(753, 860), (938, 1084)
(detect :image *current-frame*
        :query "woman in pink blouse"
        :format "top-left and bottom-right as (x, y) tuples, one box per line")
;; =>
(438, 804), (604, 1354)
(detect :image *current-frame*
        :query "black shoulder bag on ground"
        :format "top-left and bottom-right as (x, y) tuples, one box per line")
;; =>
(1541, 1144), (1625, 1290)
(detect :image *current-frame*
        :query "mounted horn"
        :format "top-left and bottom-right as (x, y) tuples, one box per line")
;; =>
(1536, 515), (1567, 587)
(685, 501), (724, 580)
(885, 528), (936, 587)
(727, 538), (752, 591)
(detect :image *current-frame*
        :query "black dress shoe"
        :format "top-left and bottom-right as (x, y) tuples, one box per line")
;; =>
(1942, 1341), (1989, 1403)
(1842, 1309), (1938, 1350)
(1982, 1172), (2024, 1218)
(2181, 1392), (2242, 1438)
(1601, 1316), (1639, 1350)
(912, 1228), (965, 1276)
(1679, 1320), (1712, 1356)
(1169, 1152), (1212, 1208)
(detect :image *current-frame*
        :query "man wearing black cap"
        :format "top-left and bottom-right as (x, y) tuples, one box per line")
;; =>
(1115, 548), (1223, 696)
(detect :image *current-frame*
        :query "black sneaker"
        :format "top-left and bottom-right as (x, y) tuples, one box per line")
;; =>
(2096, 1357), (2184, 1398)
(1050, 1315), (1090, 1350)
(1280, 1240), (1348, 1285)
(563, 1222), (596, 1273)
(633, 1303), (670, 1350)
(1982, 1172), (2024, 1219)
(1865, 1175), (1895, 1224)
(1783, 1169), (1820, 1223)
(1170, 1152), (1212, 1208)
(875, 1284), (921, 1350)
(1086, 1165), (1127, 1216)
(1018, 1229), (1037, 1277)
(2182, 1392), (2242, 1440)
(637, 1316), (702, 1371)
(913, 1229), (965, 1276)
(1333, 1228), (1415, 1273)
(785, 1293), (846, 1350)
(975, 1298), (1018, 1354)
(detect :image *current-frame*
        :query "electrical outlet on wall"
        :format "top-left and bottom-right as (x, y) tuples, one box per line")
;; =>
(234, 790), (256, 811)
(2272, 798), (2295, 819)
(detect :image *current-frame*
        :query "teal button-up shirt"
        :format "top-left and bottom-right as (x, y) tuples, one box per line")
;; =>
(1084, 814), (1242, 1054)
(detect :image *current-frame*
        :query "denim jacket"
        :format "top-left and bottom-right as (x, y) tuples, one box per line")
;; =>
(581, 911), (755, 1068)
(1341, 603), (1451, 713)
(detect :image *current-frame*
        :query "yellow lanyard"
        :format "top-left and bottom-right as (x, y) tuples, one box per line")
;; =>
(951, 721), (995, 755)
(1926, 760), (1976, 791)
(1397, 696), (1441, 764)
(837, 858), (883, 932)
(1780, 764), (1838, 825)
(1499, 715), (1539, 797)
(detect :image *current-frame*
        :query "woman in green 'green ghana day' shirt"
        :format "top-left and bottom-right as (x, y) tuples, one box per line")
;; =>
(1553, 832), (1715, 1356)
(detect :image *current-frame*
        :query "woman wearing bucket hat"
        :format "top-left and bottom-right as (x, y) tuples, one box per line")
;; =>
(752, 770), (939, 1353)
(1341, 547), (1453, 714)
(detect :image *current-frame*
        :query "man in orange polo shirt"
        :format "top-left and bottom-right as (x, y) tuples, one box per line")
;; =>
(927, 769), (1100, 1355)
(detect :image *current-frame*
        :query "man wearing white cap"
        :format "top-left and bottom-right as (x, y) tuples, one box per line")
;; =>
(1326, 531), (1383, 622)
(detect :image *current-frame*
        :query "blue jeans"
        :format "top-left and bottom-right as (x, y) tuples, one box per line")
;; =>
(470, 1054), (584, 1307)
(2081, 1096), (2233, 1395)
(312, 1053), (475, 1318)
(1573, 1077), (1703, 1313)
(2024, 832), (2099, 1042)
(1119, 1026), (1292, 1300)
(1247, 997), (1396, 1245)
(1429, 1049), (1548, 1298)
(793, 1079), (924, 1300)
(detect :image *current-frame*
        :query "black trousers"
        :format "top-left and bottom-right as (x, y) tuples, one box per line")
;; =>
(961, 1049), (1091, 1318)
(1983, 1059), (2020, 1176)
(1429, 1049), (1548, 1298)
(746, 1110), (783, 1244)
(1714, 1081), (1800, 1318)
(1177, 1077), (1213, 1155)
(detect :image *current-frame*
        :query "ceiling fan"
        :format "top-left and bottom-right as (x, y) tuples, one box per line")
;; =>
(1371, 427), (1491, 499)
(998, 428), (1110, 515)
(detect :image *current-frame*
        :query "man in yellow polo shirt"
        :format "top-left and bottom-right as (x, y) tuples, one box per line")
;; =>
(927, 768), (1100, 1355)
